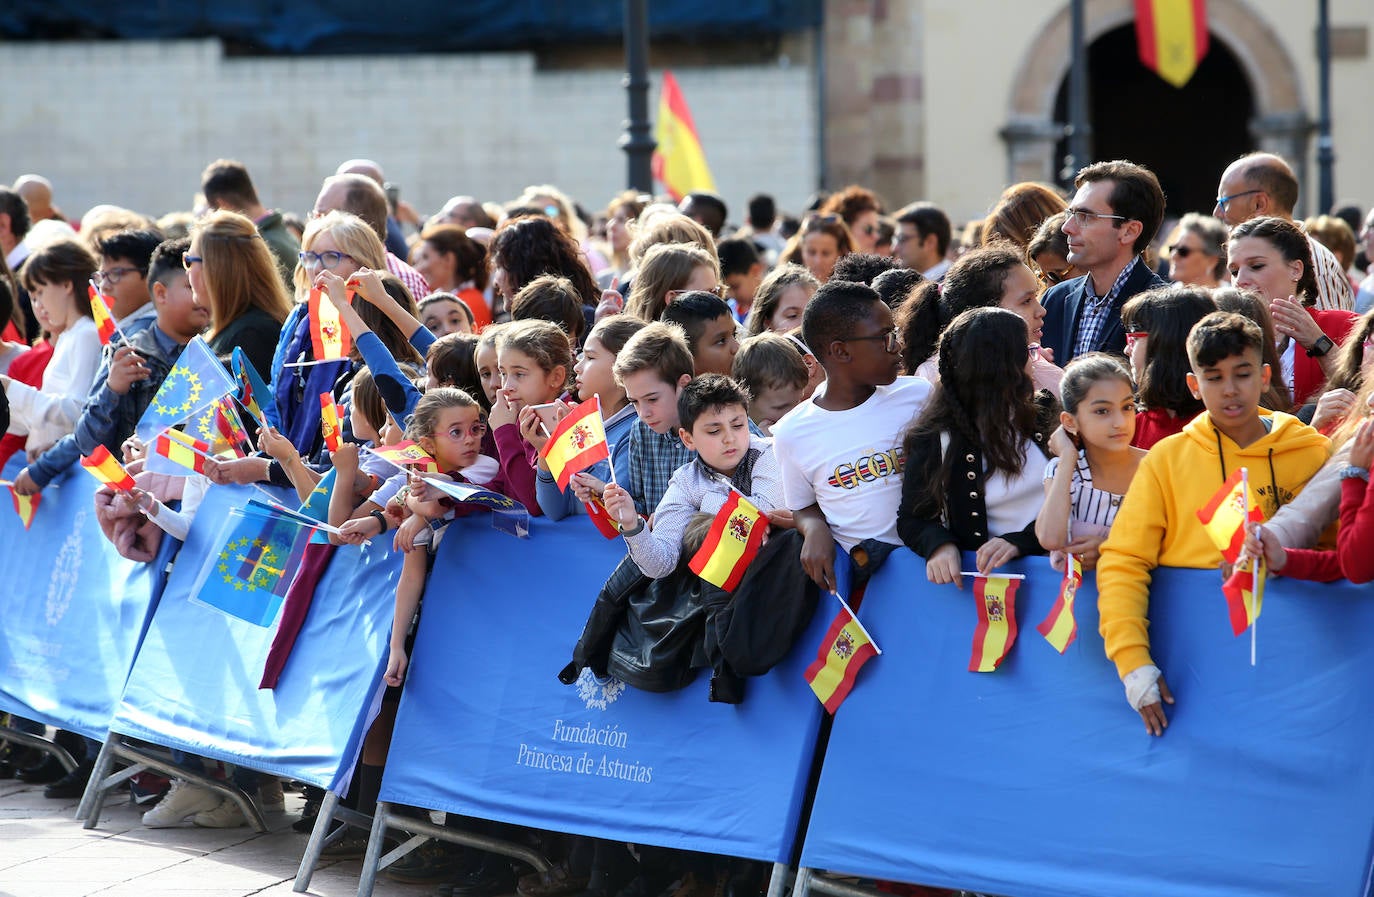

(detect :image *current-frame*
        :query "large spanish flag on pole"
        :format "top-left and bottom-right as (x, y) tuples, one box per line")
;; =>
(652, 71), (717, 202)
(1135, 0), (1209, 88)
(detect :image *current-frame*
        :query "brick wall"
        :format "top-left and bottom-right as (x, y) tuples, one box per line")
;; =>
(0, 40), (818, 226)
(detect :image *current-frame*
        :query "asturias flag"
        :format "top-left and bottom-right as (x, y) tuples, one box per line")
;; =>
(1196, 467), (1265, 564)
(652, 71), (717, 201)
(539, 397), (609, 490)
(136, 335), (236, 441)
(805, 604), (879, 714)
(970, 575), (1020, 672)
(1135, 0), (1209, 88)
(1037, 555), (1081, 654)
(8, 487), (39, 530)
(192, 507), (312, 627)
(688, 491), (766, 592)
(88, 285), (117, 345)
(308, 287), (353, 361)
(80, 445), (137, 492)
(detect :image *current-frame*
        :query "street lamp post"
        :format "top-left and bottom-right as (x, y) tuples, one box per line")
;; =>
(1061, 0), (1091, 186)
(620, 0), (656, 192)
(1316, 0), (1335, 212)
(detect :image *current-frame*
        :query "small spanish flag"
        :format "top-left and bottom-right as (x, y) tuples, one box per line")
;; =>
(320, 392), (343, 452)
(804, 603), (880, 714)
(1223, 555), (1265, 636)
(9, 487), (39, 530)
(154, 428), (213, 475)
(308, 287), (353, 361)
(689, 491), (766, 591)
(651, 71), (717, 201)
(540, 397), (609, 490)
(370, 440), (439, 473)
(232, 346), (274, 429)
(970, 575), (1020, 673)
(88, 285), (118, 345)
(81, 445), (136, 492)
(1036, 555), (1082, 654)
(1135, 0), (1209, 88)
(584, 496), (622, 540)
(213, 397), (250, 457)
(1196, 468), (1264, 564)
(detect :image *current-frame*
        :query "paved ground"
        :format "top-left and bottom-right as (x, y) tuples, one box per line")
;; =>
(0, 778), (428, 897)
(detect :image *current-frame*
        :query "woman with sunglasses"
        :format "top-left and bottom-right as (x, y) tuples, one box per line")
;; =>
(1028, 211), (1080, 288)
(1118, 287), (1216, 448)
(779, 214), (855, 283)
(1163, 213), (1228, 289)
(187, 211), (291, 380)
(818, 185), (884, 255)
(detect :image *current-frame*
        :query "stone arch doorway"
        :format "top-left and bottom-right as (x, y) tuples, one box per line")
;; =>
(1002, 0), (1312, 212)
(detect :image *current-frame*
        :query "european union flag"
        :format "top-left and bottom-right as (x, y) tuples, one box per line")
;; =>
(136, 336), (236, 442)
(190, 506), (311, 627)
(233, 346), (279, 429)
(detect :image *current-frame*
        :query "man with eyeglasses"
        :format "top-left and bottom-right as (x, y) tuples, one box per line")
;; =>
(92, 229), (165, 340)
(1214, 152), (1353, 311)
(891, 202), (952, 282)
(1042, 161), (1167, 365)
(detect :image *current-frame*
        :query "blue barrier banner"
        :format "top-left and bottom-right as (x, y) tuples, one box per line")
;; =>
(108, 483), (400, 791)
(800, 551), (1374, 897)
(381, 516), (828, 862)
(0, 460), (162, 741)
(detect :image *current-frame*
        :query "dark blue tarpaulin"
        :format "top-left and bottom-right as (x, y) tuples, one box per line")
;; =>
(0, 1), (822, 54)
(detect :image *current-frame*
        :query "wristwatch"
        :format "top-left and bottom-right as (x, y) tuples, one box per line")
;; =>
(1306, 334), (1335, 357)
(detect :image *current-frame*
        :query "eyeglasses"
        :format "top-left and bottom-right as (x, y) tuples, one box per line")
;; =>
(858, 225), (879, 237)
(94, 266), (140, 286)
(844, 329), (901, 354)
(1214, 189), (1264, 214)
(1125, 331), (1148, 351)
(182, 254), (204, 270)
(1037, 266), (1074, 286)
(299, 250), (355, 269)
(439, 421), (489, 441)
(893, 232), (920, 247)
(1066, 207), (1129, 228)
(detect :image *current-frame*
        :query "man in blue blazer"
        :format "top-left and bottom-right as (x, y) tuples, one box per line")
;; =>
(1041, 161), (1167, 364)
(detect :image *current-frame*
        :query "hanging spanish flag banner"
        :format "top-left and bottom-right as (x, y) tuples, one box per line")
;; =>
(9, 486), (39, 530)
(1036, 555), (1082, 654)
(80, 445), (137, 492)
(1223, 554), (1265, 637)
(88, 285), (118, 345)
(1196, 467), (1265, 564)
(1135, 0), (1209, 88)
(651, 71), (717, 202)
(308, 287), (353, 361)
(320, 392), (343, 452)
(539, 397), (609, 490)
(804, 602), (880, 714)
(688, 491), (767, 591)
(970, 575), (1020, 673)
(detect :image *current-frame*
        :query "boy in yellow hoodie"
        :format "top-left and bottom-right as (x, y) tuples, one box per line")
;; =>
(1097, 312), (1330, 736)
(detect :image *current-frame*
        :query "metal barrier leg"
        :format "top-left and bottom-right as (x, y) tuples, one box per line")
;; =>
(294, 790), (342, 892)
(766, 863), (793, 897)
(74, 738), (118, 822)
(793, 867), (814, 897)
(355, 800), (394, 897)
(0, 725), (78, 773)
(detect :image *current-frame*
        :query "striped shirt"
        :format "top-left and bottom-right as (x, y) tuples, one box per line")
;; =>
(1043, 450), (1124, 540)
(1307, 235), (1354, 311)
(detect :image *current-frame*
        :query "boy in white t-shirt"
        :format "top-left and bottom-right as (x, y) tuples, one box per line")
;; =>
(771, 281), (931, 591)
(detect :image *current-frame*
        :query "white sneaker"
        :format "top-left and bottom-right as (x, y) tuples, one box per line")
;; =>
(192, 796), (247, 828)
(141, 779), (220, 828)
(257, 778), (285, 812)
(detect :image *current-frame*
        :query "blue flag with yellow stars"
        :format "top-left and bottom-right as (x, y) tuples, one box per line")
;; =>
(296, 468), (336, 545)
(190, 505), (312, 627)
(136, 336), (236, 442)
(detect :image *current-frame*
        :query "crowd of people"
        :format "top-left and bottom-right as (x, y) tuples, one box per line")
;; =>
(1, 149), (1373, 896)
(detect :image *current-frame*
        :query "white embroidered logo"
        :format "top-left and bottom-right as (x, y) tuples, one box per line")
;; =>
(575, 668), (626, 711)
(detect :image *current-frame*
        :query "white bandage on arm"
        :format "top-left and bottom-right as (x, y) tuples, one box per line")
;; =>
(1123, 664), (1162, 711)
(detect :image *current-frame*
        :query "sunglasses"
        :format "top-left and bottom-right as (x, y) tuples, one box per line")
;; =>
(1037, 266), (1074, 286)
(1168, 245), (1208, 259)
(1125, 330), (1148, 351)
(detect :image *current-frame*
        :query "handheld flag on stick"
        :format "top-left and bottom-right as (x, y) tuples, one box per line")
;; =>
(308, 287), (353, 361)
(805, 588), (881, 714)
(651, 71), (717, 201)
(1134, 0), (1209, 88)
(136, 335), (236, 441)
(367, 441), (439, 474)
(1224, 553), (1265, 638)
(1037, 555), (1082, 653)
(80, 445), (137, 492)
(1196, 467), (1265, 564)
(191, 505), (312, 627)
(151, 428), (215, 475)
(689, 491), (767, 591)
(232, 346), (276, 429)
(8, 487), (39, 530)
(539, 396), (609, 490)
(88, 284), (121, 346)
(584, 496), (623, 539)
(969, 574), (1021, 672)
(320, 392), (343, 452)
(213, 397), (251, 457)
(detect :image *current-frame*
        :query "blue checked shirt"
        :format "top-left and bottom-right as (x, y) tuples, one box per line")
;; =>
(1073, 256), (1140, 359)
(625, 419), (697, 516)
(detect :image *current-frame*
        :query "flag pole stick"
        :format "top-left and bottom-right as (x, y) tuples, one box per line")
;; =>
(829, 590), (882, 655)
(959, 571), (1028, 580)
(90, 281), (132, 347)
(283, 358), (344, 369)
(1241, 468), (1257, 666)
